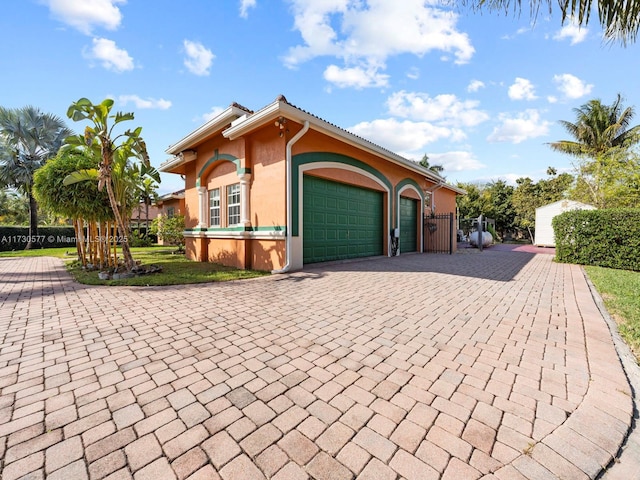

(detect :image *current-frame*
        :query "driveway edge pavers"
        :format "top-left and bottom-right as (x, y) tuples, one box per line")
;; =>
(584, 272), (640, 480)
(481, 264), (633, 480)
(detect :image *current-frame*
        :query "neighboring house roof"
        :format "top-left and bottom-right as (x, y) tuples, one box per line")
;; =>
(161, 95), (465, 195)
(156, 189), (186, 204)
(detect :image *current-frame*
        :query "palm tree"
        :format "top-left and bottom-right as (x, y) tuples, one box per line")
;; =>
(549, 94), (640, 207)
(459, 1), (640, 44)
(130, 167), (159, 239)
(0, 106), (71, 248)
(549, 94), (640, 156)
(419, 154), (445, 176)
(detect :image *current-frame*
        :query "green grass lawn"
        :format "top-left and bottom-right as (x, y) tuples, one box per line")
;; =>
(585, 266), (640, 361)
(0, 245), (268, 286)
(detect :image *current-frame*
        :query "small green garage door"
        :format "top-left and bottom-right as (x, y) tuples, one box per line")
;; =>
(303, 175), (383, 264)
(399, 196), (418, 253)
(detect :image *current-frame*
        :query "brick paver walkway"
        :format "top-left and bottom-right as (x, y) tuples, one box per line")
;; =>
(0, 252), (633, 479)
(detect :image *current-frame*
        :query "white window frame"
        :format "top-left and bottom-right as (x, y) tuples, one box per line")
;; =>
(227, 183), (241, 226)
(209, 188), (221, 227)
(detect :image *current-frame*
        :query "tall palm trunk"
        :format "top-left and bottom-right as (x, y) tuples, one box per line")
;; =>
(98, 154), (136, 272)
(26, 192), (38, 250)
(145, 201), (150, 239)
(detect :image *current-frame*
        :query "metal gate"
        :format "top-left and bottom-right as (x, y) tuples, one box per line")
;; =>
(424, 212), (454, 254)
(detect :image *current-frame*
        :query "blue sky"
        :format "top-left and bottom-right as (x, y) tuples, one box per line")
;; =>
(2, 0), (638, 195)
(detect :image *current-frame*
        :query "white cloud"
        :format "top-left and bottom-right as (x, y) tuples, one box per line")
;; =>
(502, 26), (530, 40)
(487, 109), (551, 144)
(553, 19), (588, 45)
(84, 37), (134, 72)
(386, 91), (489, 127)
(283, 0), (474, 88)
(406, 67), (420, 80)
(349, 118), (465, 153)
(200, 106), (226, 123)
(118, 95), (171, 110)
(467, 80), (485, 93)
(553, 73), (593, 99)
(323, 64), (389, 89)
(44, 0), (125, 34)
(427, 151), (485, 172)
(239, 0), (256, 18)
(508, 77), (537, 101)
(183, 40), (215, 76)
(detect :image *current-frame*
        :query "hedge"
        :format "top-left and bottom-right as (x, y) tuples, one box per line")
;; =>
(0, 226), (76, 251)
(553, 209), (640, 271)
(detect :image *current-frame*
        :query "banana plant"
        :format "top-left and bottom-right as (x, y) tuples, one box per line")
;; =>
(64, 98), (159, 272)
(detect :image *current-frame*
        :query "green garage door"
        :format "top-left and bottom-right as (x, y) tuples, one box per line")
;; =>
(399, 196), (418, 253)
(303, 175), (383, 264)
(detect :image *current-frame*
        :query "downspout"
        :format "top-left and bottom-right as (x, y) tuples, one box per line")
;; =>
(272, 120), (310, 274)
(426, 181), (445, 212)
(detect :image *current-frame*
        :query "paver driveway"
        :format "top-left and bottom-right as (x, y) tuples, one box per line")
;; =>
(0, 251), (633, 480)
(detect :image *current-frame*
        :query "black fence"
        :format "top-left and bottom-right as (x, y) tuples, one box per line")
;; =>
(424, 213), (454, 254)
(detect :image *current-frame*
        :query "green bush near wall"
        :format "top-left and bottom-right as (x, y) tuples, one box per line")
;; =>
(553, 209), (640, 271)
(0, 226), (76, 251)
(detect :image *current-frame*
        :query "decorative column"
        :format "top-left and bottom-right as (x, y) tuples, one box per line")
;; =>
(197, 186), (207, 229)
(239, 172), (252, 227)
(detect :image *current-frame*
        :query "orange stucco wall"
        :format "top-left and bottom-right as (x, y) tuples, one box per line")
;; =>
(175, 115), (460, 269)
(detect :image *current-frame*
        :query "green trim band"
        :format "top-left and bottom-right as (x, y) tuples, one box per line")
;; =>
(191, 226), (286, 232)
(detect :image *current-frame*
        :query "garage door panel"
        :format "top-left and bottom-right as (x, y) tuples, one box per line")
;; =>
(303, 175), (383, 264)
(399, 196), (418, 253)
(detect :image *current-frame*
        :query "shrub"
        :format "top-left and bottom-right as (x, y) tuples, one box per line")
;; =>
(151, 214), (185, 251)
(0, 226), (76, 251)
(553, 209), (640, 271)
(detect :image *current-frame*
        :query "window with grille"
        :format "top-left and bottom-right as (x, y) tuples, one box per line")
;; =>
(209, 188), (220, 227)
(227, 184), (241, 225)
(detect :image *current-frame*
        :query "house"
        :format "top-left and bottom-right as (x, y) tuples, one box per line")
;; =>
(160, 95), (464, 271)
(131, 203), (160, 230)
(156, 189), (186, 218)
(535, 200), (596, 247)
(154, 189), (186, 246)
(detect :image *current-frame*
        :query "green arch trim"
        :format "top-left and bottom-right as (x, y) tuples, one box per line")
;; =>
(394, 178), (425, 228)
(195, 150), (248, 187)
(395, 179), (425, 201)
(291, 152), (392, 236)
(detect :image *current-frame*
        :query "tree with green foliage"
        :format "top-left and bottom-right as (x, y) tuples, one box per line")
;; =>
(33, 150), (112, 221)
(512, 168), (574, 240)
(33, 149), (115, 265)
(151, 214), (185, 252)
(485, 180), (516, 240)
(0, 189), (29, 225)
(456, 182), (491, 219)
(135, 173), (159, 238)
(456, 180), (515, 240)
(459, 0), (640, 44)
(64, 98), (159, 272)
(419, 154), (445, 176)
(0, 106), (71, 248)
(549, 94), (640, 208)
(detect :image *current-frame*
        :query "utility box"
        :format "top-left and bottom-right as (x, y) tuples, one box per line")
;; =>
(535, 200), (596, 247)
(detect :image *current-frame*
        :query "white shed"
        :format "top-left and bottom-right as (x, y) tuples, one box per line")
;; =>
(535, 200), (596, 247)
